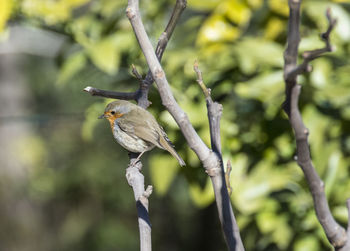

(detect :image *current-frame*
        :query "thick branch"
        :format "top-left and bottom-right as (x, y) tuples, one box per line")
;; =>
(126, 1), (244, 250)
(194, 62), (240, 249)
(126, 153), (152, 251)
(283, 1), (347, 248)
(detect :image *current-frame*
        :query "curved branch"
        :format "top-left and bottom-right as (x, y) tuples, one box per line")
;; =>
(283, 1), (347, 248)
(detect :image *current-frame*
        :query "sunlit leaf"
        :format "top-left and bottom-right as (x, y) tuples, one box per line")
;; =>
(187, 0), (221, 11)
(216, 0), (251, 26)
(57, 51), (87, 85)
(269, 0), (289, 16)
(189, 177), (215, 208)
(294, 235), (320, 251)
(0, 0), (13, 32)
(197, 15), (240, 45)
(87, 36), (120, 74)
(257, 212), (292, 249)
(234, 38), (284, 74)
(82, 101), (109, 141)
(22, 0), (89, 24)
(264, 17), (285, 40)
(149, 154), (180, 196)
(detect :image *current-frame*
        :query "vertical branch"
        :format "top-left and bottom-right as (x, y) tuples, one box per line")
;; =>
(284, 1), (347, 249)
(194, 62), (242, 250)
(126, 156), (153, 251)
(194, 62), (243, 250)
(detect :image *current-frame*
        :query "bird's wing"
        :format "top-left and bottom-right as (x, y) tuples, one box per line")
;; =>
(117, 108), (162, 148)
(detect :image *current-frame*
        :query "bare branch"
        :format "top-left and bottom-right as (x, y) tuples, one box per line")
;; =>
(194, 60), (211, 98)
(283, 1), (347, 248)
(83, 86), (138, 100)
(193, 61), (222, 155)
(143, 0), (187, 85)
(126, 152), (152, 251)
(126, 1), (244, 249)
(155, 0), (187, 61)
(83, 0), (186, 107)
(285, 8), (337, 82)
(347, 199), (350, 233)
(226, 160), (232, 196)
(337, 199), (350, 250)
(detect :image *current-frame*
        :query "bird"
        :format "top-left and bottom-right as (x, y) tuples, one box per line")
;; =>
(99, 100), (185, 166)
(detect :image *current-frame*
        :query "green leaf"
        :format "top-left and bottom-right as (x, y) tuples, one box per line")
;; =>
(234, 38), (284, 74)
(189, 177), (215, 208)
(235, 71), (284, 118)
(57, 51), (86, 85)
(294, 235), (320, 251)
(256, 212), (292, 249)
(82, 101), (108, 141)
(21, 0), (89, 24)
(197, 14), (240, 45)
(187, 0), (221, 11)
(149, 154), (180, 196)
(233, 160), (297, 214)
(87, 36), (121, 74)
(216, 0), (251, 26)
(0, 0), (13, 32)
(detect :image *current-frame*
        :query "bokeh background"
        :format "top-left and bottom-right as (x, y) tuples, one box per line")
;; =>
(1, 0), (350, 250)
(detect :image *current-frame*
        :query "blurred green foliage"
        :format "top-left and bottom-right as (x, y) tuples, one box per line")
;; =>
(1, 0), (350, 250)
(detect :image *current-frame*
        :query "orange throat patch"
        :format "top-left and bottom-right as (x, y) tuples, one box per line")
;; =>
(106, 112), (124, 130)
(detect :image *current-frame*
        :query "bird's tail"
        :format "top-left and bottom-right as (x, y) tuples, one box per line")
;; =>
(159, 135), (186, 166)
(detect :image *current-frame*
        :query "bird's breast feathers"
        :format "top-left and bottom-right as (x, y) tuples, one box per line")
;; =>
(112, 119), (153, 153)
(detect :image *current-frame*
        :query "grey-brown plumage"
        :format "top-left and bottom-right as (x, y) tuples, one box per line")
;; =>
(100, 100), (185, 166)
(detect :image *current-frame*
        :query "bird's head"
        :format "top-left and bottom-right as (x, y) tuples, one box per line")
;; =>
(98, 100), (134, 123)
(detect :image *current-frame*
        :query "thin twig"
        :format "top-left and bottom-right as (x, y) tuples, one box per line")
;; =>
(143, 0), (187, 86)
(194, 60), (211, 98)
(285, 8), (337, 82)
(83, 86), (138, 100)
(83, 0), (186, 108)
(283, 1), (347, 248)
(194, 61), (222, 155)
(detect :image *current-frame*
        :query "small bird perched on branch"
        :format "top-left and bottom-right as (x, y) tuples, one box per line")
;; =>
(99, 100), (185, 166)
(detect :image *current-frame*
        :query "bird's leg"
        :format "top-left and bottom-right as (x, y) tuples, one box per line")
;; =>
(130, 151), (146, 166)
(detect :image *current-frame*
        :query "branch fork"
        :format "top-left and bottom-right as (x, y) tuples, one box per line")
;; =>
(84, 2), (187, 251)
(284, 1), (349, 249)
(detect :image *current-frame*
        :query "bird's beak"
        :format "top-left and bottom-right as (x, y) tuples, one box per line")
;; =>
(98, 113), (105, 119)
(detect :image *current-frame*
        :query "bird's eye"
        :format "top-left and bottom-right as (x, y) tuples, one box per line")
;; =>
(110, 111), (115, 115)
